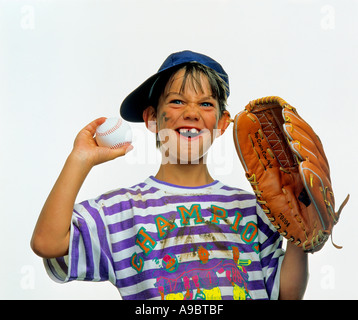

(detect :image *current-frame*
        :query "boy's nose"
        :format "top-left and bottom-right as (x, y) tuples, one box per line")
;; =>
(182, 104), (200, 121)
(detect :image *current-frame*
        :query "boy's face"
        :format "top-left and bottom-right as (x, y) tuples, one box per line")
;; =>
(144, 68), (230, 164)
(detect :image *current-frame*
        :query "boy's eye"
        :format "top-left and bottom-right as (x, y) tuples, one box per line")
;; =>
(201, 102), (214, 107)
(170, 99), (183, 105)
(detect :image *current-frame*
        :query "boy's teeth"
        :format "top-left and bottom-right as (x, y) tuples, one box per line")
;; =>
(178, 128), (200, 138)
(179, 128), (199, 133)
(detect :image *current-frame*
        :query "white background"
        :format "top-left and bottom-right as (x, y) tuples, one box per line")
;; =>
(0, 0), (357, 300)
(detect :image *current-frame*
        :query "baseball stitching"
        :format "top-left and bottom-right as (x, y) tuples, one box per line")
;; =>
(110, 141), (131, 149)
(96, 118), (122, 137)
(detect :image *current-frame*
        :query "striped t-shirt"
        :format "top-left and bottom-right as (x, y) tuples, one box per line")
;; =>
(44, 176), (284, 300)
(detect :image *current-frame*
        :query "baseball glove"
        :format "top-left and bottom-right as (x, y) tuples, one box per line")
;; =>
(232, 96), (349, 253)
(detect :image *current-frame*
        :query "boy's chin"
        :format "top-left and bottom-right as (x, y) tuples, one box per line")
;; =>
(159, 149), (209, 165)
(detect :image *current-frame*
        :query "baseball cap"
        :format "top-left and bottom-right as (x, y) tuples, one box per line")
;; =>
(120, 50), (230, 122)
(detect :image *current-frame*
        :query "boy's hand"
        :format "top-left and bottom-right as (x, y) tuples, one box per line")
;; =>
(71, 117), (133, 168)
(31, 117), (133, 258)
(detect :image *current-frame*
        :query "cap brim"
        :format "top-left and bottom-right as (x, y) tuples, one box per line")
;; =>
(120, 72), (160, 123)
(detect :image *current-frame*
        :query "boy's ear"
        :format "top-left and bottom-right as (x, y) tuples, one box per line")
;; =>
(143, 106), (158, 133)
(216, 110), (231, 137)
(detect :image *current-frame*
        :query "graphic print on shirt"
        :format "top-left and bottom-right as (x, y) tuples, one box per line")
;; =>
(153, 245), (252, 300)
(130, 203), (258, 300)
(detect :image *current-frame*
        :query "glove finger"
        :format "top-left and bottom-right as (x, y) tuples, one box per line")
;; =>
(283, 109), (327, 160)
(283, 109), (330, 177)
(286, 136), (330, 180)
(299, 161), (337, 230)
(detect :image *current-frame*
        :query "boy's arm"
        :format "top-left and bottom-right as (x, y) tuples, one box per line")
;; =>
(31, 118), (132, 259)
(279, 241), (309, 300)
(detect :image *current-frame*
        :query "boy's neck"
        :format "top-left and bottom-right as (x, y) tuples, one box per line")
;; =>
(154, 162), (214, 187)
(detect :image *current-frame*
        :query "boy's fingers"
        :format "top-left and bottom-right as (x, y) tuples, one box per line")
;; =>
(83, 117), (107, 136)
(124, 144), (134, 154)
(119, 143), (134, 156)
(107, 143), (134, 160)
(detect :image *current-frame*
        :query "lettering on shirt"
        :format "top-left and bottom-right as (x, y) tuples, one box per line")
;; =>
(130, 204), (259, 273)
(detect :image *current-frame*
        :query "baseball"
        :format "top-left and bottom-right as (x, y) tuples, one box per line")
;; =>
(95, 117), (132, 149)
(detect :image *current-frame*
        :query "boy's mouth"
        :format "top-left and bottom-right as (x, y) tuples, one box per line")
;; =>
(176, 127), (202, 139)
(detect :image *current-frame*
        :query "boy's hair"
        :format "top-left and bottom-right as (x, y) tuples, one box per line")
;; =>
(147, 62), (229, 148)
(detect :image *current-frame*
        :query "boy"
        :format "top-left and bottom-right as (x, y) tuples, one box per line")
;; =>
(31, 50), (308, 300)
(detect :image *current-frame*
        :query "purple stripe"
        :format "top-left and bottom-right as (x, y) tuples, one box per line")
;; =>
(102, 192), (256, 217)
(69, 223), (81, 280)
(99, 181), (148, 192)
(83, 201), (114, 280)
(55, 257), (68, 275)
(111, 234), (135, 253)
(220, 185), (257, 200)
(96, 186), (160, 206)
(263, 254), (281, 298)
(247, 279), (268, 291)
(46, 257), (68, 282)
(122, 287), (160, 300)
(261, 249), (281, 270)
(108, 216), (137, 235)
(259, 224), (282, 254)
(256, 213), (276, 238)
(71, 214), (94, 281)
(130, 182), (147, 189)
